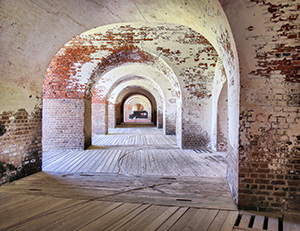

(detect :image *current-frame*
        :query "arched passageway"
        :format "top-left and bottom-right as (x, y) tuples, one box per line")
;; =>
(108, 84), (160, 128)
(42, 21), (239, 205)
(3, 0), (299, 217)
(123, 95), (152, 123)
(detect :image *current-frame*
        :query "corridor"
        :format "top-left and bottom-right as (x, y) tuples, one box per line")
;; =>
(1, 126), (298, 230)
(43, 126), (227, 177)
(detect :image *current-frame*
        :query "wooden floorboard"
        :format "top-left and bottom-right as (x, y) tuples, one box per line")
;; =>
(2, 127), (297, 230)
(0, 190), (237, 231)
(1, 173), (298, 230)
(43, 127), (227, 178)
(0, 172), (237, 210)
(43, 149), (227, 177)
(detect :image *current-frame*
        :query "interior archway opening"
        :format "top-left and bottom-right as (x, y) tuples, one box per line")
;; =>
(112, 86), (159, 129)
(41, 21), (239, 207)
(123, 95), (152, 124)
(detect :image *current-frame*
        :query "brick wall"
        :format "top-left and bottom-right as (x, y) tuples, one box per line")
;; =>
(1, 0), (241, 204)
(115, 103), (122, 125)
(84, 99), (92, 148)
(157, 110), (163, 129)
(222, 0), (300, 212)
(0, 107), (42, 185)
(42, 99), (85, 150)
(91, 103), (107, 135)
(44, 24), (220, 150)
(165, 115), (176, 136)
(108, 103), (115, 128)
(217, 82), (228, 151)
(40, 22), (240, 206)
(182, 119), (211, 149)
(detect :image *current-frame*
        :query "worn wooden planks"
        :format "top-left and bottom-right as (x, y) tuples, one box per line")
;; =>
(283, 214), (300, 231)
(1, 172), (299, 230)
(0, 174), (239, 231)
(234, 211), (300, 231)
(43, 127), (227, 178)
(0, 172), (236, 211)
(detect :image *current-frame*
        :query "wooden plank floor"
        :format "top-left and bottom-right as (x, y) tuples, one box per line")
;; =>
(43, 127), (227, 177)
(233, 210), (300, 231)
(0, 172), (239, 231)
(2, 127), (298, 230)
(1, 174), (299, 231)
(0, 192), (239, 231)
(0, 172), (236, 210)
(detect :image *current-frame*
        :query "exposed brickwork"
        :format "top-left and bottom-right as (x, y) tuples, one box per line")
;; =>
(222, 0), (300, 212)
(84, 99), (92, 148)
(92, 103), (107, 135)
(42, 99), (85, 150)
(87, 45), (157, 99)
(43, 24), (219, 150)
(43, 38), (99, 100)
(165, 116), (176, 136)
(108, 103), (115, 129)
(0, 107), (42, 185)
(217, 82), (228, 151)
(157, 110), (163, 129)
(182, 119), (210, 149)
(1, 0), (242, 209)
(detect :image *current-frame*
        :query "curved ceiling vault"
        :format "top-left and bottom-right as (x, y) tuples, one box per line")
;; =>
(2, 0), (244, 208)
(42, 19), (240, 204)
(123, 94), (152, 122)
(114, 86), (159, 126)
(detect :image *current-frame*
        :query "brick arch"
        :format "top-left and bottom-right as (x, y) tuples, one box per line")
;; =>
(123, 94), (153, 123)
(86, 45), (158, 99)
(93, 79), (162, 135)
(93, 68), (178, 136)
(106, 77), (163, 129)
(115, 86), (158, 127)
(42, 39), (181, 152)
(42, 22), (239, 205)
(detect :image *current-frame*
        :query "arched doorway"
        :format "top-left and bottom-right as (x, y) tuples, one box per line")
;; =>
(42, 22), (239, 204)
(123, 94), (152, 123)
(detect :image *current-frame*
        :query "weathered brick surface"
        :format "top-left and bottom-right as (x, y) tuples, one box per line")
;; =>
(108, 103), (116, 128)
(222, 0), (300, 212)
(42, 99), (85, 150)
(1, 0), (242, 209)
(0, 107), (42, 185)
(43, 24), (219, 149)
(92, 103), (107, 135)
(84, 99), (92, 148)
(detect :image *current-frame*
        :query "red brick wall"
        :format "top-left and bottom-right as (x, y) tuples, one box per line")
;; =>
(84, 99), (92, 148)
(92, 103), (107, 135)
(0, 107), (42, 185)
(42, 99), (85, 150)
(222, 0), (300, 212)
(44, 24), (218, 151)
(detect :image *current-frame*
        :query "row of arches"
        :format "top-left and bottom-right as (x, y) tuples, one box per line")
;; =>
(42, 22), (239, 203)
